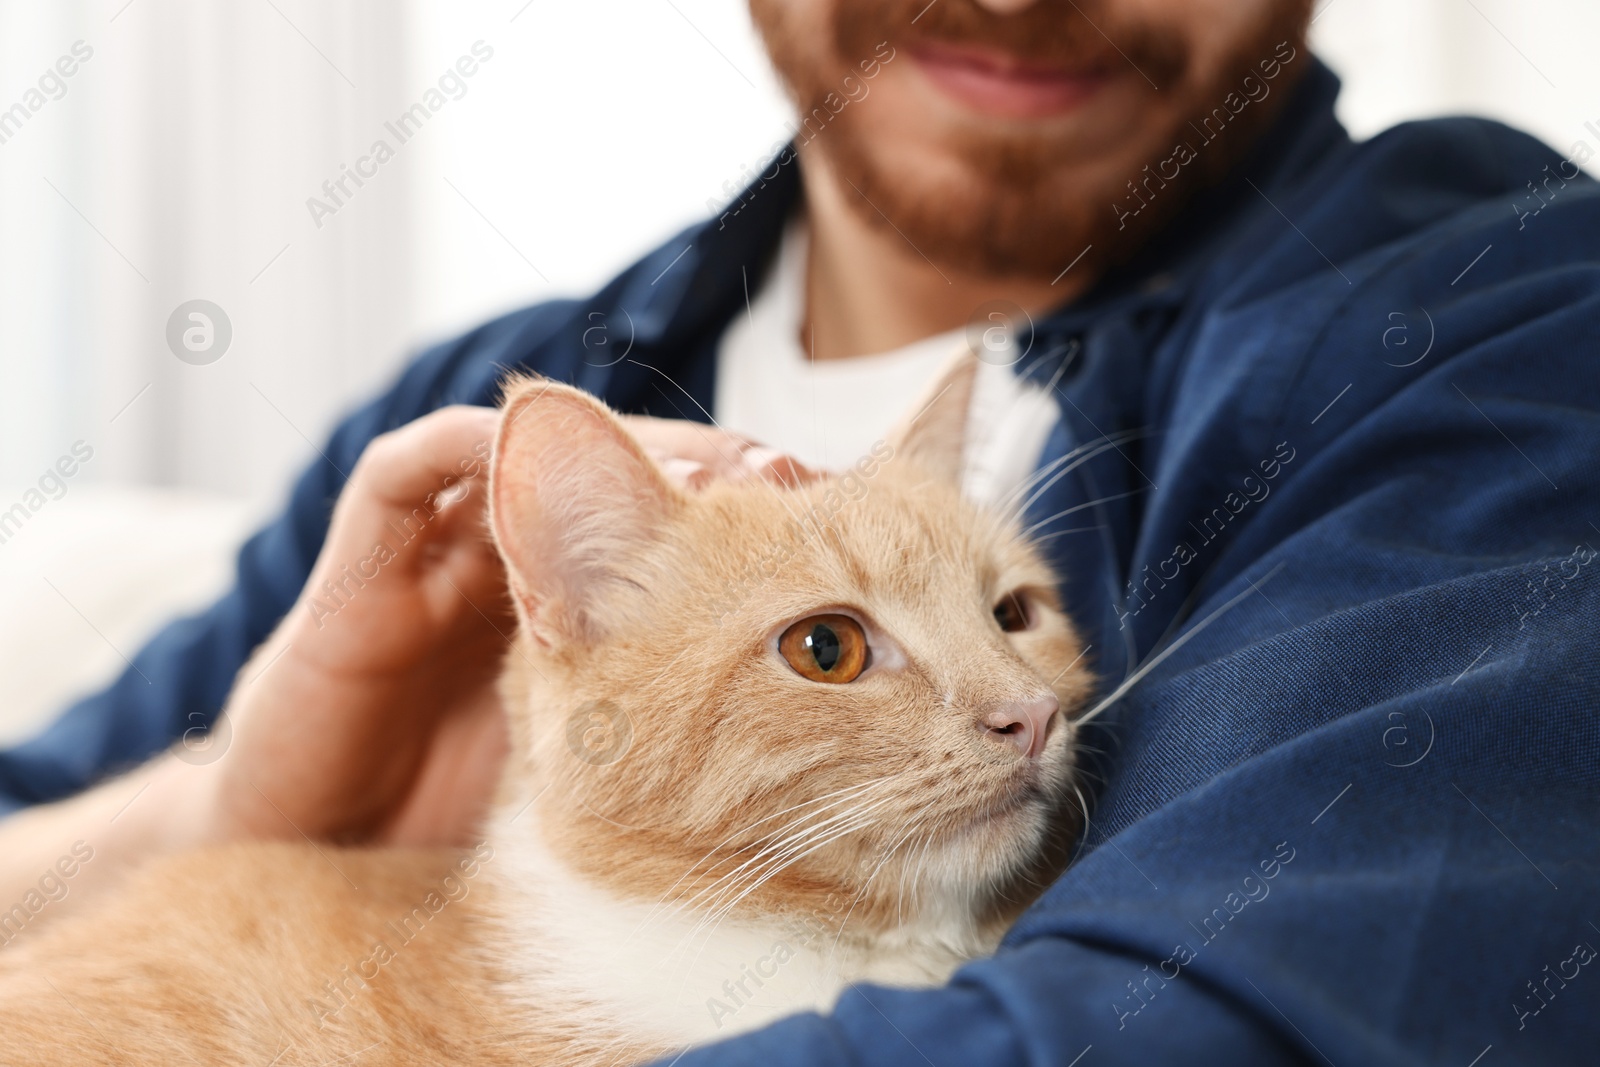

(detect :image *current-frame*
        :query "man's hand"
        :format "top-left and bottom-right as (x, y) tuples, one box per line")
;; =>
(196, 405), (514, 847)
(194, 405), (817, 848)
(0, 404), (815, 943)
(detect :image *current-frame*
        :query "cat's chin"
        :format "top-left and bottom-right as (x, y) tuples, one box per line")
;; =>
(923, 788), (1062, 900)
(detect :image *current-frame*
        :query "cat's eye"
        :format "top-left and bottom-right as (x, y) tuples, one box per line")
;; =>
(779, 614), (868, 684)
(994, 592), (1031, 633)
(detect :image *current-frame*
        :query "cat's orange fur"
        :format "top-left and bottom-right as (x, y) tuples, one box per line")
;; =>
(0, 355), (1091, 1065)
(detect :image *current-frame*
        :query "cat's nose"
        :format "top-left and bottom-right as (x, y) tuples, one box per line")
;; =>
(981, 693), (1060, 759)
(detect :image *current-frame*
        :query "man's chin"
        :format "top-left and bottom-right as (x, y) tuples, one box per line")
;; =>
(754, 0), (1314, 283)
(805, 135), (1123, 280)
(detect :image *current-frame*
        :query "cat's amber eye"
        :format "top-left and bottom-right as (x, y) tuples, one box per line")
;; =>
(779, 614), (868, 684)
(994, 592), (1030, 633)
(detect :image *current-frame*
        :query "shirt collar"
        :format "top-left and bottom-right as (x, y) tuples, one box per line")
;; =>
(615, 56), (1348, 377)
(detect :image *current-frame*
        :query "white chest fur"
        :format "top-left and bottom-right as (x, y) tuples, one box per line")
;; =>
(481, 808), (984, 1048)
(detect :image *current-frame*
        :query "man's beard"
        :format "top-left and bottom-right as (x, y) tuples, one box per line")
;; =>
(750, 0), (1315, 279)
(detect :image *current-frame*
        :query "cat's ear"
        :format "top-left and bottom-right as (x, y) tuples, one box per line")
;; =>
(490, 376), (680, 646)
(885, 346), (978, 486)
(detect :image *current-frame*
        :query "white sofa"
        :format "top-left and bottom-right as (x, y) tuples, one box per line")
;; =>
(0, 485), (258, 746)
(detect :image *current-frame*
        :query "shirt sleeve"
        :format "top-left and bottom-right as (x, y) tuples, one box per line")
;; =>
(653, 179), (1600, 1065)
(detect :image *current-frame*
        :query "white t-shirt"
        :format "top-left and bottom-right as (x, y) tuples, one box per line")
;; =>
(712, 221), (1060, 508)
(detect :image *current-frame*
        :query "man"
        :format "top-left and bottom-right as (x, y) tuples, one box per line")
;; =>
(3, 0), (1598, 1061)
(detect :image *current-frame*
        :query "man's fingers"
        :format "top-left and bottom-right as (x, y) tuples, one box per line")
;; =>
(350, 406), (499, 511)
(657, 457), (713, 490)
(730, 445), (822, 488)
(337, 409), (820, 568)
(624, 415), (756, 480)
(328, 406), (500, 574)
(623, 415), (821, 491)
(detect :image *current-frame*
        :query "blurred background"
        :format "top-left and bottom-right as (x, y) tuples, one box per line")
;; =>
(2, 0), (1597, 741)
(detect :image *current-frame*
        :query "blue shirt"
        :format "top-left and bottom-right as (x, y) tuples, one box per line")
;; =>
(5, 61), (1599, 1064)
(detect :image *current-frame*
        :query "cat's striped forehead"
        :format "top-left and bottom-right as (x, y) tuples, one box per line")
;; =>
(674, 466), (1056, 630)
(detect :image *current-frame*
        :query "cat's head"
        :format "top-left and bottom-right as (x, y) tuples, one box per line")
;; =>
(488, 357), (1091, 940)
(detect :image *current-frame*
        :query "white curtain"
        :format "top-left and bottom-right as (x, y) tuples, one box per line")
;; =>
(0, 0), (415, 504)
(0, 0), (796, 509)
(1315, 0), (1600, 163)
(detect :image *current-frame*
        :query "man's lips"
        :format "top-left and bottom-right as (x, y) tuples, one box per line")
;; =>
(909, 42), (1111, 119)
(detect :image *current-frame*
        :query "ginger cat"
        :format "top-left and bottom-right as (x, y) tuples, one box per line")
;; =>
(0, 356), (1091, 1065)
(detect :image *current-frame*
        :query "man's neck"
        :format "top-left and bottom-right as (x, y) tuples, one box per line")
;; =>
(798, 151), (1092, 362)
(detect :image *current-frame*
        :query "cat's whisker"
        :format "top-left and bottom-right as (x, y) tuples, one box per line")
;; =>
(670, 804), (890, 971)
(637, 779), (896, 936)
(822, 816), (928, 969)
(892, 823), (930, 928)
(900, 823), (936, 925)
(690, 806), (887, 945)
(653, 776), (893, 905)
(910, 822), (941, 918)
(666, 777), (896, 897)
(998, 338), (1079, 439)
(1074, 562), (1286, 728)
(683, 789), (906, 930)
(1028, 523), (1108, 546)
(680, 794), (899, 924)
(1066, 781), (1097, 866)
(999, 435), (1152, 533)
(1070, 781), (1092, 829)
(1000, 426), (1144, 514)
(999, 427), (1155, 524)
(658, 800), (896, 947)
(1020, 485), (1153, 539)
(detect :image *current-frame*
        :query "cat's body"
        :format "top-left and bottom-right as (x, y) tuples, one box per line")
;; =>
(0, 844), (522, 1066)
(0, 360), (1091, 1065)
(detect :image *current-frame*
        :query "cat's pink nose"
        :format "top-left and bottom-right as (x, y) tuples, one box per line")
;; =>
(982, 693), (1060, 759)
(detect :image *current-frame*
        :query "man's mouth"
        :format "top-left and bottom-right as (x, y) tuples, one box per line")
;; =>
(908, 41), (1111, 119)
